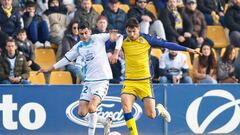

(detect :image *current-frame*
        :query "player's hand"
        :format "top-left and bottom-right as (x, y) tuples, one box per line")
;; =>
(187, 48), (202, 56)
(178, 36), (185, 43)
(141, 15), (152, 22)
(184, 32), (191, 38)
(36, 67), (53, 75)
(197, 37), (204, 45)
(110, 29), (119, 42)
(109, 53), (118, 64)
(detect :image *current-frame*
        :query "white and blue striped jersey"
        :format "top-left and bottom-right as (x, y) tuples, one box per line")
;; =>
(53, 33), (123, 81)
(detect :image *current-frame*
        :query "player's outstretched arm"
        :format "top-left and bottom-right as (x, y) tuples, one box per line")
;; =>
(186, 48), (202, 55)
(37, 66), (55, 75)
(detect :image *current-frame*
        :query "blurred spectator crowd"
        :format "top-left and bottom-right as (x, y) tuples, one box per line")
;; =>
(0, 0), (240, 84)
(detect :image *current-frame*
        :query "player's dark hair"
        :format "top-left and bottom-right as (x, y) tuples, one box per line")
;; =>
(125, 18), (139, 28)
(78, 21), (91, 30)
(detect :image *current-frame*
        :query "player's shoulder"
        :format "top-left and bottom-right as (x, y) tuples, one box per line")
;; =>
(92, 33), (109, 38)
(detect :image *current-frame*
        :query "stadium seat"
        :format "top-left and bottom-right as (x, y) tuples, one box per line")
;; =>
(220, 47), (239, 57)
(146, 3), (158, 18)
(129, 0), (136, 5)
(28, 71), (46, 85)
(49, 71), (73, 84)
(35, 48), (56, 69)
(207, 26), (229, 48)
(224, 4), (229, 13)
(119, 4), (130, 13)
(151, 48), (162, 60)
(92, 4), (104, 15)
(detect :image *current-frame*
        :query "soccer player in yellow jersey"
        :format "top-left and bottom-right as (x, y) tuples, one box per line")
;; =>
(111, 18), (201, 135)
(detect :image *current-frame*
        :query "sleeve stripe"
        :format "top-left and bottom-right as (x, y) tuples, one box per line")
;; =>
(64, 55), (71, 62)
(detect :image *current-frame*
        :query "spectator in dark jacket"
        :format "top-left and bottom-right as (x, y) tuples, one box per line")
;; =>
(197, 0), (225, 25)
(160, 0), (195, 48)
(60, 21), (84, 84)
(128, 0), (166, 39)
(0, 0), (22, 38)
(218, 45), (238, 83)
(22, 1), (50, 48)
(102, 0), (127, 34)
(74, 0), (99, 30)
(184, 0), (210, 48)
(93, 15), (109, 34)
(225, 0), (240, 47)
(0, 37), (30, 84)
(16, 29), (41, 71)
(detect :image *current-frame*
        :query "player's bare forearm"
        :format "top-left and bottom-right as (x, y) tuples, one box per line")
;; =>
(36, 66), (55, 75)
(110, 49), (120, 64)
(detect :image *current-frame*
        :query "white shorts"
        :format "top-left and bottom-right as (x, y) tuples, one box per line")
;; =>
(79, 80), (109, 102)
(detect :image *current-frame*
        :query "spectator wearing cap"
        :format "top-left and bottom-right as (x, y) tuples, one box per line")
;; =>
(160, 0), (194, 48)
(183, 0), (210, 48)
(225, 0), (240, 47)
(0, 0), (22, 38)
(192, 39), (217, 83)
(22, 1), (50, 48)
(73, 0), (99, 30)
(128, 0), (166, 39)
(197, 0), (225, 25)
(102, 0), (127, 34)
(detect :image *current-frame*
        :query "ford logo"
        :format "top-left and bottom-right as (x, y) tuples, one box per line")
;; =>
(66, 96), (142, 128)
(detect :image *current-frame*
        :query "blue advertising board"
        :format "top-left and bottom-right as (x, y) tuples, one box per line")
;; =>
(0, 85), (165, 135)
(166, 84), (240, 135)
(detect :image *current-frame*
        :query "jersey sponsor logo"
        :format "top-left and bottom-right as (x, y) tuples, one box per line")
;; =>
(84, 50), (95, 62)
(186, 89), (240, 134)
(66, 96), (143, 128)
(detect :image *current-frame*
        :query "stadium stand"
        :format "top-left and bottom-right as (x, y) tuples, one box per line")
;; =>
(49, 71), (73, 84)
(220, 47), (239, 57)
(207, 26), (229, 48)
(35, 48), (56, 69)
(151, 48), (162, 60)
(28, 71), (46, 84)
(129, 0), (136, 5)
(119, 4), (130, 13)
(92, 4), (104, 15)
(146, 3), (158, 18)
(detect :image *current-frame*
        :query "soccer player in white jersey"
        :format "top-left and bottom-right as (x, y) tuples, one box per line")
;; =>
(38, 21), (123, 135)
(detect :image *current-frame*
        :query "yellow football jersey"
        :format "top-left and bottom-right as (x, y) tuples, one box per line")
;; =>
(122, 33), (187, 80)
